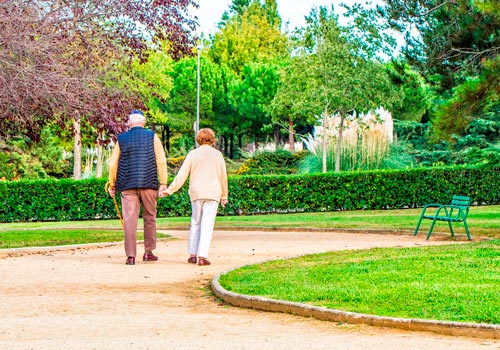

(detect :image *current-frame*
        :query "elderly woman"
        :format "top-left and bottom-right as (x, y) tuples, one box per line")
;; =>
(162, 128), (228, 266)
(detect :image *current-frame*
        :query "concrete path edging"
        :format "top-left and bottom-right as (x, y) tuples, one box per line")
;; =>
(211, 269), (500, 340)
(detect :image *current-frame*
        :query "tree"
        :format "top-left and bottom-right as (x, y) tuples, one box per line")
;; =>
(0, 0), (198, 178)
(0, 0), (198, 142)
(433, 56), (500, 139)
(229, 62), (280, 148)
(210, 0), (287, 75)
(386, 59), (436, 122)
(272, 6), (397, 171)
(371, 1), (500, 140)
(127, 46), (175, 124)
(163, 52), (233, 152)
(208, 0), (288, 156)
(269, 57), (316, 152)
(228, 0), (251, 16)
(211, 63), (240, 158)
(376, 0), (500, 91)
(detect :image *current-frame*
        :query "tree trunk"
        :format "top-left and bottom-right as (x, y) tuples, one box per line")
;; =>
(238, 135), (243, 159)
(322, 106), (328, 173)
(73, 116), (82, 180)
(223, 136), (229, 157)
(229, 135), (234, 159)
(95, 142), (103, 178)
(162, 125), (170, 154)
(274, 124), (280, 147)
(288, 116), (295, 152)
(218, 135), (223, 152)
(335, 110), (346, 172)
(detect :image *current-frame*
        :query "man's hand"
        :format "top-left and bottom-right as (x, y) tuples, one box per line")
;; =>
(221, 198), (228, 207)
(158, 185), (168, 198)
(108, 186), (116, 198)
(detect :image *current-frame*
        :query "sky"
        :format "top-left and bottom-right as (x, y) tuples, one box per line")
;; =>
(192, 0), (375, 35)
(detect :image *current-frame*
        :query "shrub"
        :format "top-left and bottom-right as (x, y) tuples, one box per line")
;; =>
(236, 150), (308, 175)
(1, 166), (499, 222)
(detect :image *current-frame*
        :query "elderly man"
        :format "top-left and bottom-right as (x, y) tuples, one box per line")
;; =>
(108, 110), (168, 265)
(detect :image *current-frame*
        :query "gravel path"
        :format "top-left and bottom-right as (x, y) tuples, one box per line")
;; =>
(0, 230), (498, 350)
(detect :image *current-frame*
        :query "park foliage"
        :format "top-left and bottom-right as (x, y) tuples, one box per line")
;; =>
(1, 166), (499, 223)
(1, 0), (499, 182)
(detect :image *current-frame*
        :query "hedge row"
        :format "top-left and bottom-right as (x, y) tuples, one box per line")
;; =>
(1, 166), (499, 222)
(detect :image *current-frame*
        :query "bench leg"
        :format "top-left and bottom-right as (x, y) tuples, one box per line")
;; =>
(463, 219), (471, 241)
(414, 215), (425, 236)
(426, 219), (438, 240)
(448, 221), (455, 237)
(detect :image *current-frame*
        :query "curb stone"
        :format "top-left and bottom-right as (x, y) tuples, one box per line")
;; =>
(211, 269), (500, 339)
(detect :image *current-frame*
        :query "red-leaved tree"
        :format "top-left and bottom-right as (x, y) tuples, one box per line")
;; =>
(0, 0), (198, 143)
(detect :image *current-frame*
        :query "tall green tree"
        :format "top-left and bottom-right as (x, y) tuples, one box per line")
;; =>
(346, 0), (500, 141)
(164, 55), (213, 142)
(206, 0), (288, 156)
(229, 62), (280, 148)
(162, 52), (242, 155)
(211, 63), (240, 158)
(433, 56), (500, 139)
(210, 0), (287, 75)
(228, 0), (251, 16)
(386, 59), (435, 122)
(376, 0), (500, 90)
(272, 6), (397, 172)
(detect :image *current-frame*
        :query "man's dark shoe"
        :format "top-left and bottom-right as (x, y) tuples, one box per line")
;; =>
(126, 257), (135, 265)
(143, 252), (158, 261)
(187, 256), (197, 264)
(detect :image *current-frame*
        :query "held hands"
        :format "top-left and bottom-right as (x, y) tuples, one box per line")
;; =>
(158, 185), (168, 198)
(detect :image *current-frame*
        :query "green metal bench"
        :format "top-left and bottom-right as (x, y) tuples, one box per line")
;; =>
(413, 195), (472, 240)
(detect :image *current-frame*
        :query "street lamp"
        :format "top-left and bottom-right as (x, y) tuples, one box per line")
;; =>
(195, 45), (201, 147)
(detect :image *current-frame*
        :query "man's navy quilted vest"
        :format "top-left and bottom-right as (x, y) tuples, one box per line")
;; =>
(116, 127), (158, 192)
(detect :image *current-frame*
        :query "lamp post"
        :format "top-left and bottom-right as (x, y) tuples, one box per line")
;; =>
(195, 45), (201, 147)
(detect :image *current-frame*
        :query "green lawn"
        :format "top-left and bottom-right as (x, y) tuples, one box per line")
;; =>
(219, 240), (500, 324)
(163, 205), (500, 238)
(0, 206), (500, 238)
(2, 205), (497, 232)
(1, 206), (499, 325)
(0, 229), (170, 249)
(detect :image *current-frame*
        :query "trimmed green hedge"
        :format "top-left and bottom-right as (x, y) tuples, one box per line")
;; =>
(0, 166), (499, 222)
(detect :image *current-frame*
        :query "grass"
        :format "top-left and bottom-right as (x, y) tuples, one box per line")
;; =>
(0, 228), (170, 249)
(1, 206), (499, 324)
(1, 205), (498, 237)
(173, 205), (499, 238)
(219, 240), (500, 324)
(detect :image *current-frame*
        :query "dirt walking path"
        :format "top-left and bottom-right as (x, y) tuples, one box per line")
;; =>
(0, 230), (498, 350)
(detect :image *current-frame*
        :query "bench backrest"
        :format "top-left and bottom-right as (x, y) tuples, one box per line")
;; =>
(451, 195), (471, 219)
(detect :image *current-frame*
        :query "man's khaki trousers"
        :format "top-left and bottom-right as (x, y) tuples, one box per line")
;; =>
(121, 188), (158, 258)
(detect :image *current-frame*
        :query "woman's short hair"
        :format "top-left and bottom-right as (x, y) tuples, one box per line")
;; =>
(196, 128), (216, 146)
